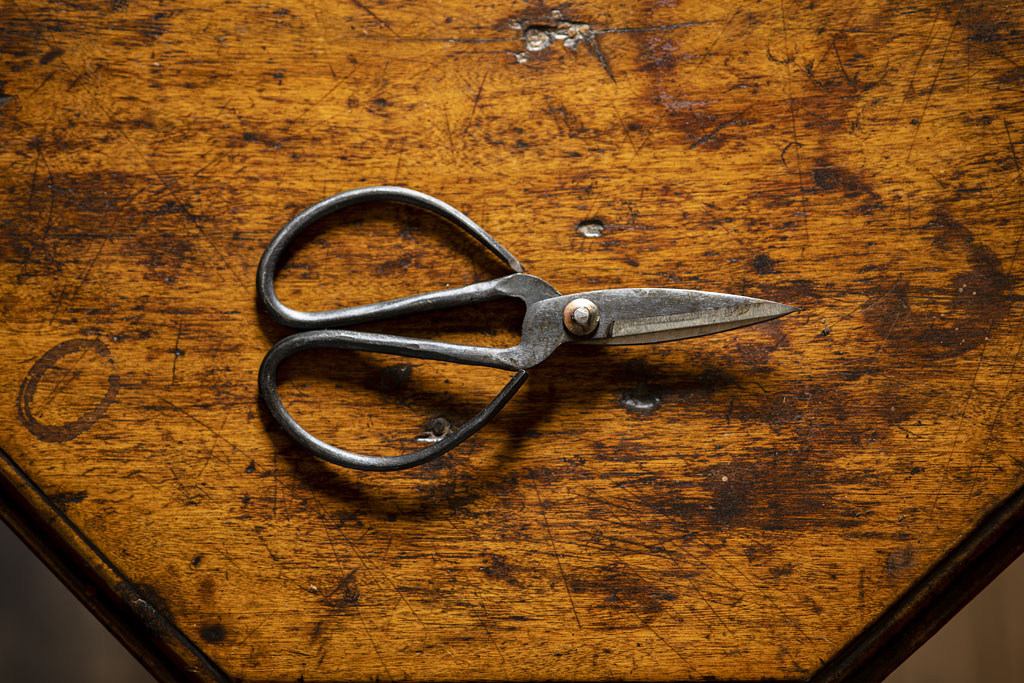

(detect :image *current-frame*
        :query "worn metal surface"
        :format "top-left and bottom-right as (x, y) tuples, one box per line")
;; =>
(2, 0), (1024, 680)
(257, 187), (793, 470)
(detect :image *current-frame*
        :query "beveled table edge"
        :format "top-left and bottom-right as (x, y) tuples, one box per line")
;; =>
(0, 446), (228, 683)
(1, 441), (1022, 683)
(813, 481), (1024, 682)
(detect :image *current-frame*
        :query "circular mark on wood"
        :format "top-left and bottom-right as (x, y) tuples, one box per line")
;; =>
(862, 213), (1012, 359)
(16, 338), (120, 443)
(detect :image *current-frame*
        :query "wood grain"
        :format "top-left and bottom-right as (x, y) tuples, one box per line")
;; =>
(2, 0), (1024, 679)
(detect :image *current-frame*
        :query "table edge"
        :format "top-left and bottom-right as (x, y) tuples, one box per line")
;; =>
(0, 446), (228, 683)
(2, 442), (1022, 683)
(812, 482), (1024, 682)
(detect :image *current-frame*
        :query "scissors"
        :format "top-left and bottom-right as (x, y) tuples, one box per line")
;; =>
(257, 186), (797, 472)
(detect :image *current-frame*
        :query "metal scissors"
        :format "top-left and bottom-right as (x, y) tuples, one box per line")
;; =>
(257, 186), (796, 472)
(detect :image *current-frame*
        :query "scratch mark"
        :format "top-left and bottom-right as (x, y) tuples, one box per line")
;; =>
(593, 21), (708, 36)
(37, 346), (91, 409)
(931, 135), (1018, 509)
(311, 501), (349, 575)
(625, 603), (697, 672)
(969, 319), (1024, 493)
(197, 416), (229, 480)
(780, 140), (802, 168)
(688, 10), (738, 75)
(213, 547), (247, 576)
(311, 500), (460, 665)
(191, 156), (218, 178)
(777, 0), (810, 246)
(290, 70), (359, 131)
(194, 444), (215, 480)
(585, 33), (616, 82)
(171, 320), (183, 385)
(27, 146), (41, 205)
(477, 600), (511, 681)
(1007, 119), (1023, 183)
(392, 142), (405, 184)
(238, 615), (273, 646)
(932, 343), (988, 516)
(441, 104), (455, 157)
(533, 483), (581, 629)
(567, 539), (741, 643)
(41, 151), (55, 242)
(48, 285), (69, 327)
(894, 12), (944, 120)
(376, 60), (391, 92)
(628, 109), (668, 167)
(833, 40), (854, 87)
(839, 277), (901, 325)
(157, 397), (239, 458)
(612, 104), (639, 154)
(895, 424), (924, 439)
(689, 106), (750, 149)
(613, 481), (816, 651)
(699, 539), (813, 645)
(462, 72), (487, 135)
(26, 70), (56, 99)
(355, 604), (394, 681)
(905, 10), (961, 163)
(351, 0), (398, 36)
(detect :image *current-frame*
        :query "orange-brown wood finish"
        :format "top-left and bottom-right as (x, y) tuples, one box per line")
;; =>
(2, 0), (1024, 680)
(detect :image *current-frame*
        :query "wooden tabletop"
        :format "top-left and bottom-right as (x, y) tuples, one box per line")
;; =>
(3, 0), (1024, 680)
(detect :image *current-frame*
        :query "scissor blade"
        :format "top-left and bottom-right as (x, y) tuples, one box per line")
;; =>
(583, 289), (798, 346)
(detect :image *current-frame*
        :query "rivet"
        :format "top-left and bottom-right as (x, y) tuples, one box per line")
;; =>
(563, 298), (600, 336)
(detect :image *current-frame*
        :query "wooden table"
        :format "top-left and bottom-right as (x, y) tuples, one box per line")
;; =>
(3, 0), (1024, 680)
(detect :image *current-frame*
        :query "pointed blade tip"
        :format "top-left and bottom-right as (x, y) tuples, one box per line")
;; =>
(756, 302), (799, 324)
(776, 302), (800, 317)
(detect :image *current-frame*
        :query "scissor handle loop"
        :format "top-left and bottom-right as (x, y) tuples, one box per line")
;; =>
(257, 186), (524, 330)
(259, 330), (527, 471)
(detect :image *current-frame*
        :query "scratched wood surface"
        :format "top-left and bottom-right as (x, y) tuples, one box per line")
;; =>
(2, 0), (1024, 680)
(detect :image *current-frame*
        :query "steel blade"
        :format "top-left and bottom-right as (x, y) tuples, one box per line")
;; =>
(576, 289), (798, 346)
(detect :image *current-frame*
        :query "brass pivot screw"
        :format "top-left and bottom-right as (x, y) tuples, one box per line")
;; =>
(563, 298), (600, 336)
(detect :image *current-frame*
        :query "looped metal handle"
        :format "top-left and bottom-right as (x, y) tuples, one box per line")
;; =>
(258, 330), (527, 471)
(257, 185), (524, 330)
(255, 187), (546, 470)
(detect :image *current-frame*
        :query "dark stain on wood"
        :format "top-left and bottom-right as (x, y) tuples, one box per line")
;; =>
(570, 564), (678, 615)
(479, 553), (523, 587)
(863, 212), (1012, 359)
(50, 489), (88, 507)
(632, 446), (867, 532)
(38, 47), (62, 65)
(320, 570), (360, 611)
(16, 339), (120, 443)
(810, 160), (875, 197)
(375, 254), (413, 275)
(886, 547), (915, 579)
(199, 623), (226, 644)
(753, 253), (777, 274)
